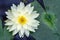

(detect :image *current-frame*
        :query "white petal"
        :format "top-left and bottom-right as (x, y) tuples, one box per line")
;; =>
(29, 6), (34, 14)
(7, 26), (11, 30)
(5, 10), (14, 20)
(20, 28), (25, 36)
(32, 26), (38, 29)
(5, 10), (12, 16)
(16, 24), (22, 31)
(31, 11), (39, 18)
(33, 22), (39, 27)
(12, 29), (19, 35)
(16, 2), (25, 15)
(17, 2), (25, 10)
(11, 4), (17, 11)
(28, 20), (39, 29)
(25, 30), (29, 37)
(9, 24), (16, 32)
(24, 4), (34, 14)
(19, 28), (24, 38)
(5, 20), (10, 22)
(26, 3), (31, 7)
(30, 25), (38, 29)
(28, 20), (40, 26)
(11, 4), (20, 17)
(11, 11), (19, 17)
(5, 21), (13, 25)
(12, 24), (22, 35)
(6, 16), (14, 20)
(24, 25), (35, 32)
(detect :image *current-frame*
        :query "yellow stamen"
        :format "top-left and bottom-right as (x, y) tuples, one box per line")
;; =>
(17, 15), (27, 25)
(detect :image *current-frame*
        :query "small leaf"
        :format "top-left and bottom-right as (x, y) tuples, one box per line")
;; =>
(37, 0), (46, 10)
(41, 11), (57, 30)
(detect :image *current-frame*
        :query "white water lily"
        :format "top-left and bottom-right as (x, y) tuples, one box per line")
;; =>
(5, 2), (40, 37)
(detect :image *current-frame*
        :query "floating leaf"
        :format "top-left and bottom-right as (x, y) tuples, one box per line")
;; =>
(41, 11), (57, 30)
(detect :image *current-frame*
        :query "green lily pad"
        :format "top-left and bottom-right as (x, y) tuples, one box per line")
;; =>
(0, 19), (13, 40)
(3, 27), (13, 40)
(30, 0), (60, 40)
(0, 19), (4, 40)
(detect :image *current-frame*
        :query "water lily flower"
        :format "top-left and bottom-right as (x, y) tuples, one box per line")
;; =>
(5, 2), (40, 37)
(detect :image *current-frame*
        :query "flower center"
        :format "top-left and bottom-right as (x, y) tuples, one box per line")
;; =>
(17, 15), (27, 25)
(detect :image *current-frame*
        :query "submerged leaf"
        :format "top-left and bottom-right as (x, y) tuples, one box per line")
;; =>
(41, 11), (57, 30)
(37, 0), (46, 10)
